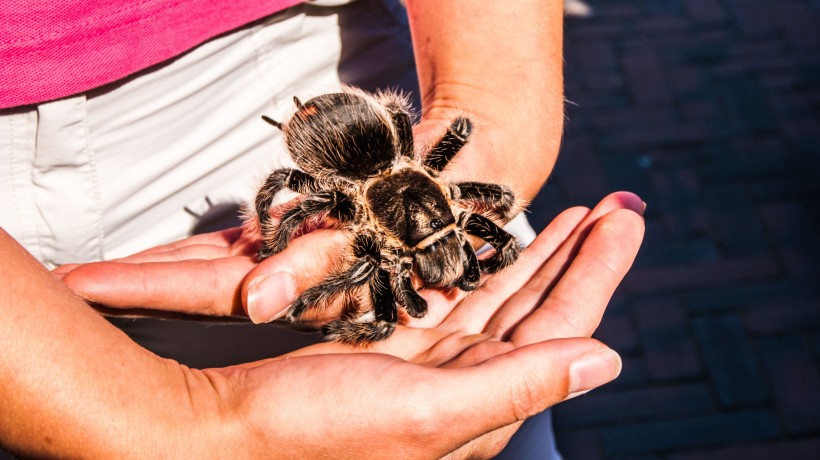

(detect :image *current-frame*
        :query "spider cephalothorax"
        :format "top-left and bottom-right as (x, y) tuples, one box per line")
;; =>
(254, 88), (521, 345)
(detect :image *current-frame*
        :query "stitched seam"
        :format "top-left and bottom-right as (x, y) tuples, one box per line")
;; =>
(79, 97), (106, 261)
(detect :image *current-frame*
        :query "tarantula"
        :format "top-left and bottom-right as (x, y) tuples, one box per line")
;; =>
(254, 88), (520, 345)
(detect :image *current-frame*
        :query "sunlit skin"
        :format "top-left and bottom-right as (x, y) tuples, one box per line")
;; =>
(48, 192), (644, 458)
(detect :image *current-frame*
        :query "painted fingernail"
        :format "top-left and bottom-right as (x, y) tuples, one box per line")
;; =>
(568, 348), (622, 398)
(247, 272), (297, 324)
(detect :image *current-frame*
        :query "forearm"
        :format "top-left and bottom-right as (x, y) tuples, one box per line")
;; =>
(406, 0), (564, 201)
(0, 230), (234, 458)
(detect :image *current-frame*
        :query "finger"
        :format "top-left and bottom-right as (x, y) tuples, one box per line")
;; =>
(242, 229), (351, 324)
(428, 338), (620, 453)
(449, 191), (643, 333)
(54, 245), (236, 280)
(131, 227), (245, 256)
(102, 244), (237, 264)
(52, 264), (80, 278)
(52, 227), (247, 278)
(408, 205), (590, 332)
(509, 208), (645, 344)
(61, 256), (256, 317)
(482, 193), (643, 338)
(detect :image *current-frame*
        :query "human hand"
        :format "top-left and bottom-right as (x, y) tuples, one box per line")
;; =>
(58, 191), (644, 457)
(213, 337), (618, 459)
(1, 204), (642, 459)
(248, 191), (644, 458)
(197, 192), (643, 458)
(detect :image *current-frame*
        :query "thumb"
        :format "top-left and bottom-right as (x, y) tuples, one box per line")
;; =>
(432, 338), (620, 446)
(242, 229), (350, 324)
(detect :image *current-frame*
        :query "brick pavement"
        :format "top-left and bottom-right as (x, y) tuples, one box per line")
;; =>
(528, 0), (820, 458)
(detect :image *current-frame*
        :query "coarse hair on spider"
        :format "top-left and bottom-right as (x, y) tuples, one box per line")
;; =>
(252, 87), (522, 345)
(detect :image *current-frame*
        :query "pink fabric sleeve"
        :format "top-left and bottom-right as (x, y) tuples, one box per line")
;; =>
(0, 0), (302, 108)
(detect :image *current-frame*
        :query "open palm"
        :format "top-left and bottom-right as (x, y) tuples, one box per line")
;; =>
(57, 192), (643, 458)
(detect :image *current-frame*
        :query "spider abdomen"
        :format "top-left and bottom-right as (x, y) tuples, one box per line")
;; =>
(284, 93), (397, 179)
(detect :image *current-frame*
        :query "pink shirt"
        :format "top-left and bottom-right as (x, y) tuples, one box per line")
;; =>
(0, 0), (302, 109)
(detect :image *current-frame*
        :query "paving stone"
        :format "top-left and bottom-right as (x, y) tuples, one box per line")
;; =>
(633, 237), (720, 268)
(757, 336), (820, 433)
(685, 278), (820, 312)
(702, 184), (770, 256)
(597, 151), (658, 204)
(669, 438), (820, 460)
(680, 99), (721, 122)
(650, 168), (710, 239)
(553, 429), (603, 460)
(609, 355), (650, 389)
(666, 65), (708, 99)
(584, 70), (626, 92)
(594, 307), (640, 354)
(683, 0), (728, 23)
(746, 301), (820, 334)
(634, 296), (703, 380)
(621, 51), (675, 105)
(554, 383), (714, 427)
(624, 255), (781, 294)
(599, 121), (724, 147)
(748, 174), (820, 200)
(646, 0), (685, 15)
(552, 136), (611, 207)
(692, 315), (768, 407)
(698, 138), (792, 183)
(588, 106), (678, 131)
(598, 410), (780, 456)
(772, 2), (820, 49)
(716, 78), (777, 134)
(569, 21), (628, 40)
(759, 201), (820, 275)
(727, 0), (780, 36)
(576, 41), (619, 71)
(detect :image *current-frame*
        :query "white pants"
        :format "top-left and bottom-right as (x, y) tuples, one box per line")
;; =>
(0, 0), (421, 267)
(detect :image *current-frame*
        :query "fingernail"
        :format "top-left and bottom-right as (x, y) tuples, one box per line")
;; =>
(568, 348), (622, 398)
(247, 272), (297, 324)
(640, 201), (648, 215)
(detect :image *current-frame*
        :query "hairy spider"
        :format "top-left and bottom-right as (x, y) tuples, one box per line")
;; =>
(253, 88), (521, 345)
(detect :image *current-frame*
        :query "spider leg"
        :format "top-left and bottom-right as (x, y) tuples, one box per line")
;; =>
(286, 233), (380, 321)
(453, 182), (516, 221)
(457, 238), (481, 291)
(257, 189), (355, 259)
(424, 116), (473, 173)
(461, 213), (521, 273)
(384, 102), (414, 159)
(261, 115), (282, 129)
(322, 267), (399, 344)
(393, 254), (427, 318)
(255, 168), (318, 232)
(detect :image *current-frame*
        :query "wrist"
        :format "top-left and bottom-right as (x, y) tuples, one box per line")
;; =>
(417, 82), (561, 202)
(163, 366), (246, 457)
